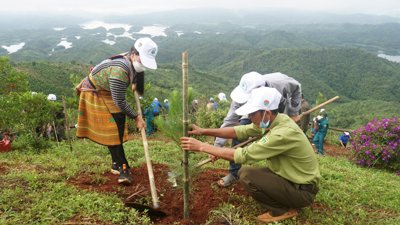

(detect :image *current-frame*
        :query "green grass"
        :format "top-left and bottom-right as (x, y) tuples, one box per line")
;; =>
(1, 138), (400, 224)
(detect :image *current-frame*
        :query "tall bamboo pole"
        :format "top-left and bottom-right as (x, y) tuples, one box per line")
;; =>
(182, 51), (190, 219)
(133, 91), (160, 209)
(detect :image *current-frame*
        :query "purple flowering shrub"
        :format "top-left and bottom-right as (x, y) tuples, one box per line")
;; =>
(351, 117), (400, 170)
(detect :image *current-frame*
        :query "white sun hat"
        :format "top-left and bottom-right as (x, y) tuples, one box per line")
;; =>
(47, 94), (57, 101)
(230, 71), (265, 104)
(235, 87), (282, 116)
(134, 37), (158, 69)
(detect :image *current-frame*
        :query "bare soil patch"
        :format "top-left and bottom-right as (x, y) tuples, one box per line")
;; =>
(324, 143), (352, 158)
(69, 164), (248, 224)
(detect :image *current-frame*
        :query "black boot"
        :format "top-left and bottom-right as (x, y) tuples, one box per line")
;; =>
(108, 146), (120, 175)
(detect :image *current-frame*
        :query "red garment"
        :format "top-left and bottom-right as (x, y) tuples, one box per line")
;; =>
(0, 134), (11, 152)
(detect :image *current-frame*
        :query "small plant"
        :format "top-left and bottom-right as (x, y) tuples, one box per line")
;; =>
(154, 88), (195, 144)
(351, 117), (400, 170)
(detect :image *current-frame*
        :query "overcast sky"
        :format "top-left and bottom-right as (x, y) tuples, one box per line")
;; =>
(2, 0), (400, 17)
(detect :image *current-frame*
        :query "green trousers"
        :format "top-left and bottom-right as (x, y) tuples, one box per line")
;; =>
(239, 167), (318, 216)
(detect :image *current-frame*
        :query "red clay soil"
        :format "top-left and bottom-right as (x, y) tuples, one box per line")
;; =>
(67, 143), (348, 224)
(0, 166), (6, 175)
(68, 164), (248, 224)
(323, 143), (352, 158)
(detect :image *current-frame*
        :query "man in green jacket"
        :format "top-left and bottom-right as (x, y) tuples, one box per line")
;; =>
(181, 87), (320, 223)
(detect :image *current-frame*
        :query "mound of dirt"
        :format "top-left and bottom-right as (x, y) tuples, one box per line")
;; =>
(68, 164), (248, 224)
(324, 143), (352, 158)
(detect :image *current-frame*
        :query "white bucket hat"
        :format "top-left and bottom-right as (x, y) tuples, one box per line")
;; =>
(218, 92), (227, 101)
(230, 72), (265, 104)
(134, 37), (158, 69)
(235, 87), (282, 116)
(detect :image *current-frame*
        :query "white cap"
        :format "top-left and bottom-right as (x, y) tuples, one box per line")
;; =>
(47, 94), (57, 101)
(317, 115), (323, 120)
(209, 97), (214, 102)
(230, 72), (265, 104)
(235, 87), (282, 116)
(320, 108), (325, 113)
(344, 131), (350, 136)
(154, 98), (158, 101)
(218, 92), (227, 101)
(134, 37), (158, 69)
(164, 99), (168, 103)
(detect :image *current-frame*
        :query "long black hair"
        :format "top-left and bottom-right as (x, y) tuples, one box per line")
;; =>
(129, 47), (144, 95)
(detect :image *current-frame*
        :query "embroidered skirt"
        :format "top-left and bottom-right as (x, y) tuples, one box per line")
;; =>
(76, 77), (128, 146)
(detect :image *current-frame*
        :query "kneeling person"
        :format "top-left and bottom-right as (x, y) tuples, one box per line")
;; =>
(180, 87), (320, 223)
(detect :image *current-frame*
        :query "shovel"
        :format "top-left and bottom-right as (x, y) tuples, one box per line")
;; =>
(124, 91), (166, 217)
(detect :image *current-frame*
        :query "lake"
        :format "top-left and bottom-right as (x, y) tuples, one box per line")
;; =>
(377, 53), (400, 63)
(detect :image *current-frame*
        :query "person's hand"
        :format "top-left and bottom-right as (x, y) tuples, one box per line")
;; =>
(131, 84), (136, 92)
(188, 124), (204, 136)
(180, 137), (204, 152)
(208, 154), (218, 162)
(135, 116), (146, 130)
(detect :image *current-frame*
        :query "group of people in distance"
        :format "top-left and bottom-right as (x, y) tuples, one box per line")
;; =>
(74, 37), (343, 223)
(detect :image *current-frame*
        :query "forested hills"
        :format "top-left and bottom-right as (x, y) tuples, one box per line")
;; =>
(15, 48), (400, 120)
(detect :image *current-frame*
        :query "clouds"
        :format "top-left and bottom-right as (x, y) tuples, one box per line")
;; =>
(1, 0), (400, 17)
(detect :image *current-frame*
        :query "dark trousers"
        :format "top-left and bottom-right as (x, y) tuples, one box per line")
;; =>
(108, 113), (129, 168)
(239, 167), (317, 216)
(229, 118), (251, 178)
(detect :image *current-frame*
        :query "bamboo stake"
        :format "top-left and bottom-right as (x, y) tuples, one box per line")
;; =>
(133, 91), (160, 209)
(182, 51), (190, 219)
(62, 96), (73, 151)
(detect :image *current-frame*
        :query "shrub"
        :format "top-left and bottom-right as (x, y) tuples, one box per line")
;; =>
(351, 117), (400, 170)
(0, 92), (62, 150)
(195, 102), (229, 129)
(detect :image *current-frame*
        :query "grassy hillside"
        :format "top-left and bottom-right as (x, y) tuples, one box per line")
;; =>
(0, 139), (399, 224)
